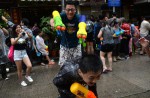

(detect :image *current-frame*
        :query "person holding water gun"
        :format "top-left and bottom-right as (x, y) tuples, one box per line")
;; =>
(50, 1), (87, 67)
(53, 54), (103, 98)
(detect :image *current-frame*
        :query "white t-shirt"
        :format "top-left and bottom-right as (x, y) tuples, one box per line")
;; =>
(35, 35), (46, 50)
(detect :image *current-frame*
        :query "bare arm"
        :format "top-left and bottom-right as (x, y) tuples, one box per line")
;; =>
(0, 27), (9, 36)
(97, 30), (103, 38)
(50, 18), (55, 30)
(10, 33), (22, 45)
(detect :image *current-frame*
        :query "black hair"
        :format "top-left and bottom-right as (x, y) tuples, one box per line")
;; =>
(21, 18), (30, 26)
(79, 54), (103, 74)
(33, 28), (41, 36)
(65, 1), (76, 8)
(11, 24), (19, 37)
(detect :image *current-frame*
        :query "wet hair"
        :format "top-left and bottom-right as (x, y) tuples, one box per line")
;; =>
(21, 18), (30, 26)
(79, 54), (103, 74)
(65, 1), (76, 8)
(11, 24), (19, 37)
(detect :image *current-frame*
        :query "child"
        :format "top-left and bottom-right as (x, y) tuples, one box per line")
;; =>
(53, 54), (103, 98)
(35, 29), (55, 66)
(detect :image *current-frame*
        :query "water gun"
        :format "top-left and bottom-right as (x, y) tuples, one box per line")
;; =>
(45, 45), (48, 52)
(113, 29), (125, 37)
(70, 82), (96, 98)
(52, 10), (66, 31)
(77, 15), (87, 47)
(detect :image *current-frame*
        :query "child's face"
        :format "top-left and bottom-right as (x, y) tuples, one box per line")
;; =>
(78, 70), (101, 86)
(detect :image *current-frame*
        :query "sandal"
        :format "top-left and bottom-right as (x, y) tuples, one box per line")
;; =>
(48, 61), (55, 65)
(103, 68), (108, 73)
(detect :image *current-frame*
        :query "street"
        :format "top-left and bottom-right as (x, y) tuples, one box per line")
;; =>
(0, 54), (150, 98)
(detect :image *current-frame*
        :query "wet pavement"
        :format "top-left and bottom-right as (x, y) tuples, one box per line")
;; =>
(0, 54), (150, 98)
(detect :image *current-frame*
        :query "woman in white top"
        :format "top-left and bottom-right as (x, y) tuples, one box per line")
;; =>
(35, 29), (55, 66)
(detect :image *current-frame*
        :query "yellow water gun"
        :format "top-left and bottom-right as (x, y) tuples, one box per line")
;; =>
(70, 82), (96, 98)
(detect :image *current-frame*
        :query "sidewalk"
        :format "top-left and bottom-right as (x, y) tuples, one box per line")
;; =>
(0, 54), (150, 98)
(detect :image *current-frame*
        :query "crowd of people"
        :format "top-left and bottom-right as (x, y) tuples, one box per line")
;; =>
(0, 1), (150, 98)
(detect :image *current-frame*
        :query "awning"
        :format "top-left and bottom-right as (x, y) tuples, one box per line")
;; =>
(20, 0), (86, 1)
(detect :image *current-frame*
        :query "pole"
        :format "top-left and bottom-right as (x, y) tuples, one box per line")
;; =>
(62, 0), (65, 12)
(113, 6), (115, 12)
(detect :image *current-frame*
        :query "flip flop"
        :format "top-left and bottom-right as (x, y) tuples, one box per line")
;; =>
(103, 68), (108, 73)
(48, 61), (55, 65)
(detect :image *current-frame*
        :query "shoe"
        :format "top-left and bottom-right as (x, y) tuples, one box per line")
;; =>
(41, 62), (46, 66)
(125, 56), (130, 60)
(25, 76), (33, 83)
(117, 56), (123, 60)
(103, 68), (108, 73)
(113, 57), (117, 62)
(5, 78), (9, 80)
(21, 81), (27, 87)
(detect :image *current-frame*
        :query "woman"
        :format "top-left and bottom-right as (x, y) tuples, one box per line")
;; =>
(10, 24), (33, 86)
(97, 21), (114, 72)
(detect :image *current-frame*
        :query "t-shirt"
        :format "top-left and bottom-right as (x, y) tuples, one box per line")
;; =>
(60, 13), (80, 48)
(101, 26), (114, 44)
(11, 34), (28, 50)
(35, 35), (46, 50)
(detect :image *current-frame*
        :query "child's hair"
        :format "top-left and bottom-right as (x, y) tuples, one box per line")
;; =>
(79, 54), (103, 74)
(21, 18), (30, 26)
(34, 28), (41, 35)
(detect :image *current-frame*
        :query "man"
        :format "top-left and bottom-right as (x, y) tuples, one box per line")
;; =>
(50, 1), (85, 67)
(139, 16), (150, 57)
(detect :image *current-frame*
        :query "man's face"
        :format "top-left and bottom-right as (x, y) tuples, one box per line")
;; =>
(65, 4), (76, 20)
(78, 70), (101, 86)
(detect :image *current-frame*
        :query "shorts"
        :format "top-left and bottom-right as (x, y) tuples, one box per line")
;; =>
(14, 50), (28, 61)
(86, 32), (93, 42)
(100, 44), (114, 52)
(38, 48), (49, 56)
(59, 44), (82, 67)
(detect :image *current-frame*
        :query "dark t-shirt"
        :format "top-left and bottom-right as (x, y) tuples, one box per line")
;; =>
(60, 13), (80, 48)
(11, 34), (27, 50)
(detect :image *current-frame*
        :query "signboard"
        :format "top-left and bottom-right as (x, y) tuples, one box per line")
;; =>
(134, 0), (148, 4)
(108, 0), (121, 7)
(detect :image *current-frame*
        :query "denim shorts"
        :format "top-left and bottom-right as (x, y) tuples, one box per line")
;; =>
(14, 50), (28, 61)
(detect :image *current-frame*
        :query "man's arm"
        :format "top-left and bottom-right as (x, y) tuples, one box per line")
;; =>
(1, 16), (14, 27)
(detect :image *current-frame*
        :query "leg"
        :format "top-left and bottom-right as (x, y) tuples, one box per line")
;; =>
(100, 51), (107, 72)
(15, 60), (23, 82)
(89, 42), (94, 54)
(23, 56), (32, 77)
(1, 64), (7, 79)
(107, 52), (113, 71)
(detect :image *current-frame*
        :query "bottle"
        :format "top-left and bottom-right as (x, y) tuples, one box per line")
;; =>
(70, 82), (96, 98)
